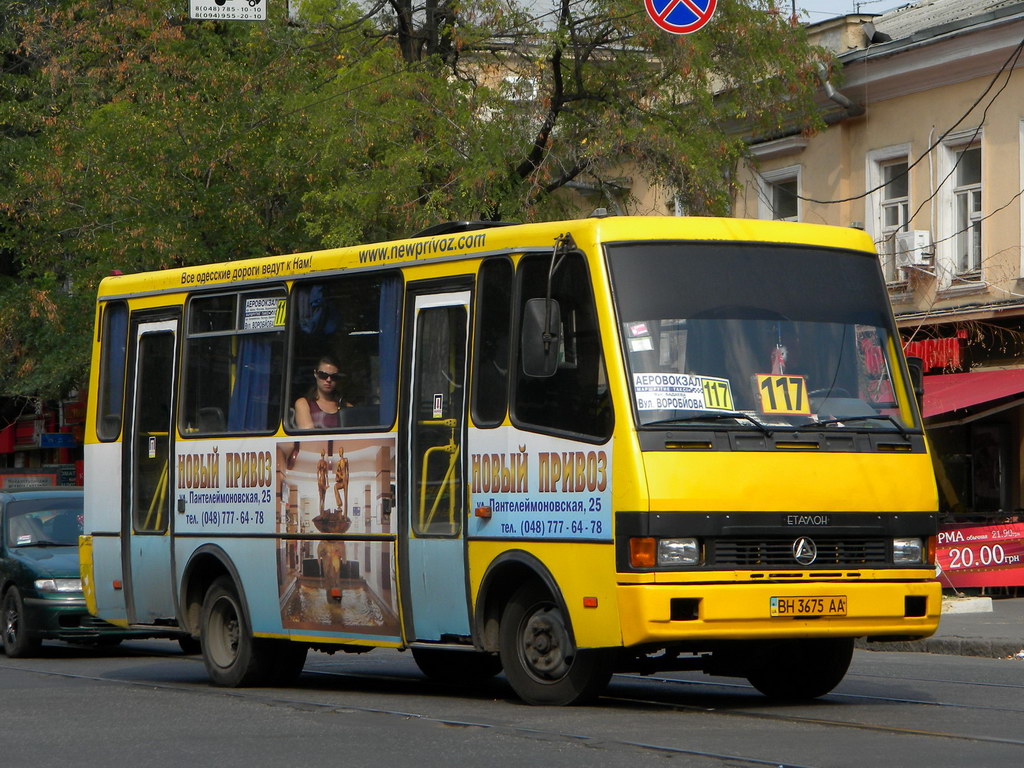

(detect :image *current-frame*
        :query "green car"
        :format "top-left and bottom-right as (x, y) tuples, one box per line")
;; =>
(1, 487), (144, 656)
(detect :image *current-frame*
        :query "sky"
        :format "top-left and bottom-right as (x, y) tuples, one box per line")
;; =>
(795, 0), (907, 23)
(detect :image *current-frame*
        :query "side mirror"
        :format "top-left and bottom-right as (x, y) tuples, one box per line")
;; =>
(905, 355), (924, 410)
(521, 298), (561, 378)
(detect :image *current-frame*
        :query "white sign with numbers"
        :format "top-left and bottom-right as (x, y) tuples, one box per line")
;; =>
(190, 0), (266, 21)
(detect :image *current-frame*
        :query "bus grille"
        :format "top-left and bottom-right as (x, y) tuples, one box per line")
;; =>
(712, 538), (890, 567)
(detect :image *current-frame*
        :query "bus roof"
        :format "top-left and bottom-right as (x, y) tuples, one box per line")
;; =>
(95, 216), (876, 300)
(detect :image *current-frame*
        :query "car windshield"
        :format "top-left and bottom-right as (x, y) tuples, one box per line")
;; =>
(4, 497), (82, 548)
(606, 241), (918, 433)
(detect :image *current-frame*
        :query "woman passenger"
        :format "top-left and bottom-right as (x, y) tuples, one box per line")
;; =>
(294, 356), (347, 429)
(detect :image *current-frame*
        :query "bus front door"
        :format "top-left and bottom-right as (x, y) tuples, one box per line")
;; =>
(403, 289), (472, 641)
(122, 316), (179, 624)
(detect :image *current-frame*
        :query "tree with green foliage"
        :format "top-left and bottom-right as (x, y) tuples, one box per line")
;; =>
(1, 0), (332, 395)
(0, 0), (832, 397)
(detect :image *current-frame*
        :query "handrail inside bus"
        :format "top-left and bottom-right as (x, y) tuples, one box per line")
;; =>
(417, 418), (459, 534)
(142, 458), (168, 532)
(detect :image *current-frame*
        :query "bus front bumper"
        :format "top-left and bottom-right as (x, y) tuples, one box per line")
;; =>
(616, 579), (941, 648)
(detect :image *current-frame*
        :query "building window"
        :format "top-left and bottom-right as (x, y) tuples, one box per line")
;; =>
(953, 146), (982, 275)
(770, 179), (798, 221)
(758, 167), (800, 222)
(878, 160), (909, 282)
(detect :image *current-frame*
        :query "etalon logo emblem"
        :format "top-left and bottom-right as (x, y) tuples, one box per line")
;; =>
(793, 537), (817, 566)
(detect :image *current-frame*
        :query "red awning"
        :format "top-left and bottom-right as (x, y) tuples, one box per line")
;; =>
(922, 369), (1024, 419)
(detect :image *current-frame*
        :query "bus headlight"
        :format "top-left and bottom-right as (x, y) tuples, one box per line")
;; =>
(658, 538), (702, 566)
(629, 537), (703, 567)
(892, 538), (924, 564)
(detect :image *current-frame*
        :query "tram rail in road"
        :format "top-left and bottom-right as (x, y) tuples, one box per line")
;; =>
(2, 642), (1024, 767)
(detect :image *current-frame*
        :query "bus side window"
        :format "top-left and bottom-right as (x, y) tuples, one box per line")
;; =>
(97, 301), (129, 441)
(512, 253), (612, 441)
(179, 290), (286, 436)
(472, 257), (513, 427)
(287, 273), (401, 432)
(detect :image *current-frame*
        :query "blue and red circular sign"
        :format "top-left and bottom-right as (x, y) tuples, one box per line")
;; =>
(645, 0), (717, 35)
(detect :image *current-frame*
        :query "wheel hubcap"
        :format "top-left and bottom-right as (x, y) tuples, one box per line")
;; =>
(520, 606), (573, 681)
(3, 601), (17, 646)
(209, 596), (241, 668)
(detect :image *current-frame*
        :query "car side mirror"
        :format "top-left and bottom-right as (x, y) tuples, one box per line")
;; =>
(905, 355), (924, 410)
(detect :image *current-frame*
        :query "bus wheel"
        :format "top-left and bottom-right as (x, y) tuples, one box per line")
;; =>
(264, 639), (308, 685)
(200, 576), (268, 687)
(2, 587), (42, 658)
(499, 584), (611, 705)
(745, 638), (854, 700)
(412, 647), (502, 684)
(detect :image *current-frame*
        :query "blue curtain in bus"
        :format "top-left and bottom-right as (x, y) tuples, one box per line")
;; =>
(378, 277), (400, 423)
(296, 284), (338, 336)
(227, 336), (271, 431)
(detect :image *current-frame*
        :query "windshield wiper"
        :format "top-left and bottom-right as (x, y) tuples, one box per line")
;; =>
(799, 414), (910, 438)
(644, 412), (774, 436)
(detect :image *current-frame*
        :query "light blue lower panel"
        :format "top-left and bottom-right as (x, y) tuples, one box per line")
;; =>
(407, 537), (469, 641)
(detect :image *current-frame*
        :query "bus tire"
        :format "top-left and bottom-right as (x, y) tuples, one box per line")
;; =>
(745, 637), (854, 700)
(264, 639), (308, 685)
(411, 647), (502, 683)
(2, 587), (42, 658)
(499, 583), (611, 705)
(200, 576), (269, 687)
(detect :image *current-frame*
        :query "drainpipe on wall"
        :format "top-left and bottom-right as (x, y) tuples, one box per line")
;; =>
(817, 64), (865, 119)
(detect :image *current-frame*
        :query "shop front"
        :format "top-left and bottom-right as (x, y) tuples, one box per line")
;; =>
(919, 367), (1024, 592)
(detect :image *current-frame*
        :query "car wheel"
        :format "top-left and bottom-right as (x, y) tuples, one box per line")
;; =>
(499, 583), (612, 705)
(2, 587), (42, 658)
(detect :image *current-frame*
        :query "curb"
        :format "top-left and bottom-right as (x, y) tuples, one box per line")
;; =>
(941, 596), (993, 614)
(856, 637), (1024, 659)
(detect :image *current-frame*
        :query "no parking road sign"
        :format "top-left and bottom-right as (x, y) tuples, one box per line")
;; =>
(645, 0), (717, 34)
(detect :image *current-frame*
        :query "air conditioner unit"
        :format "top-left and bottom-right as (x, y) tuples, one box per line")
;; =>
(894, 230), (933, 269)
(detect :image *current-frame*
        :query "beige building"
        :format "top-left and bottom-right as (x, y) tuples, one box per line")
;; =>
(732, 0), (1024, 523)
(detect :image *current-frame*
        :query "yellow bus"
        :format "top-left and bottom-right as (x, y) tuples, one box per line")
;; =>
(80, 215), (940, 705)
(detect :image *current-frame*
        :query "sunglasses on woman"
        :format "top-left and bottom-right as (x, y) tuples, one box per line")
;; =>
(315, 370), (342, 382)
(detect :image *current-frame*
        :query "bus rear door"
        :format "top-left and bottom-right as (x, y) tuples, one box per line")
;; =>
(122, 314), (179, 624)
(402, 288), (472, 641)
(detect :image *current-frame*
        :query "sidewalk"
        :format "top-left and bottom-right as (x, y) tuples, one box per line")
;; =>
(856, 597), (1024, 659)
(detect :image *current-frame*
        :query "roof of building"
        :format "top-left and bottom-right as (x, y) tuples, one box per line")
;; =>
(874, 0), (1022, 39)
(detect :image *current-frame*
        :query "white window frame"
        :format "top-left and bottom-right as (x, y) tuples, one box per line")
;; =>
(758, 166), (800, 222)
(1020, 119), (1024, 278)
(865, 145), (911, 283)
(936, 130), (983, 286)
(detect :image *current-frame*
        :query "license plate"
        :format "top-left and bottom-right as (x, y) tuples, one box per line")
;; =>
(770, 595), (847, 617)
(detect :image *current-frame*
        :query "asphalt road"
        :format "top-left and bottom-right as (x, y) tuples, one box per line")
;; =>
(2, 640), (1023, 768)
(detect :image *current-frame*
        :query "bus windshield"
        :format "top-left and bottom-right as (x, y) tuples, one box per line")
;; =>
(606, 241), (917, 433)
